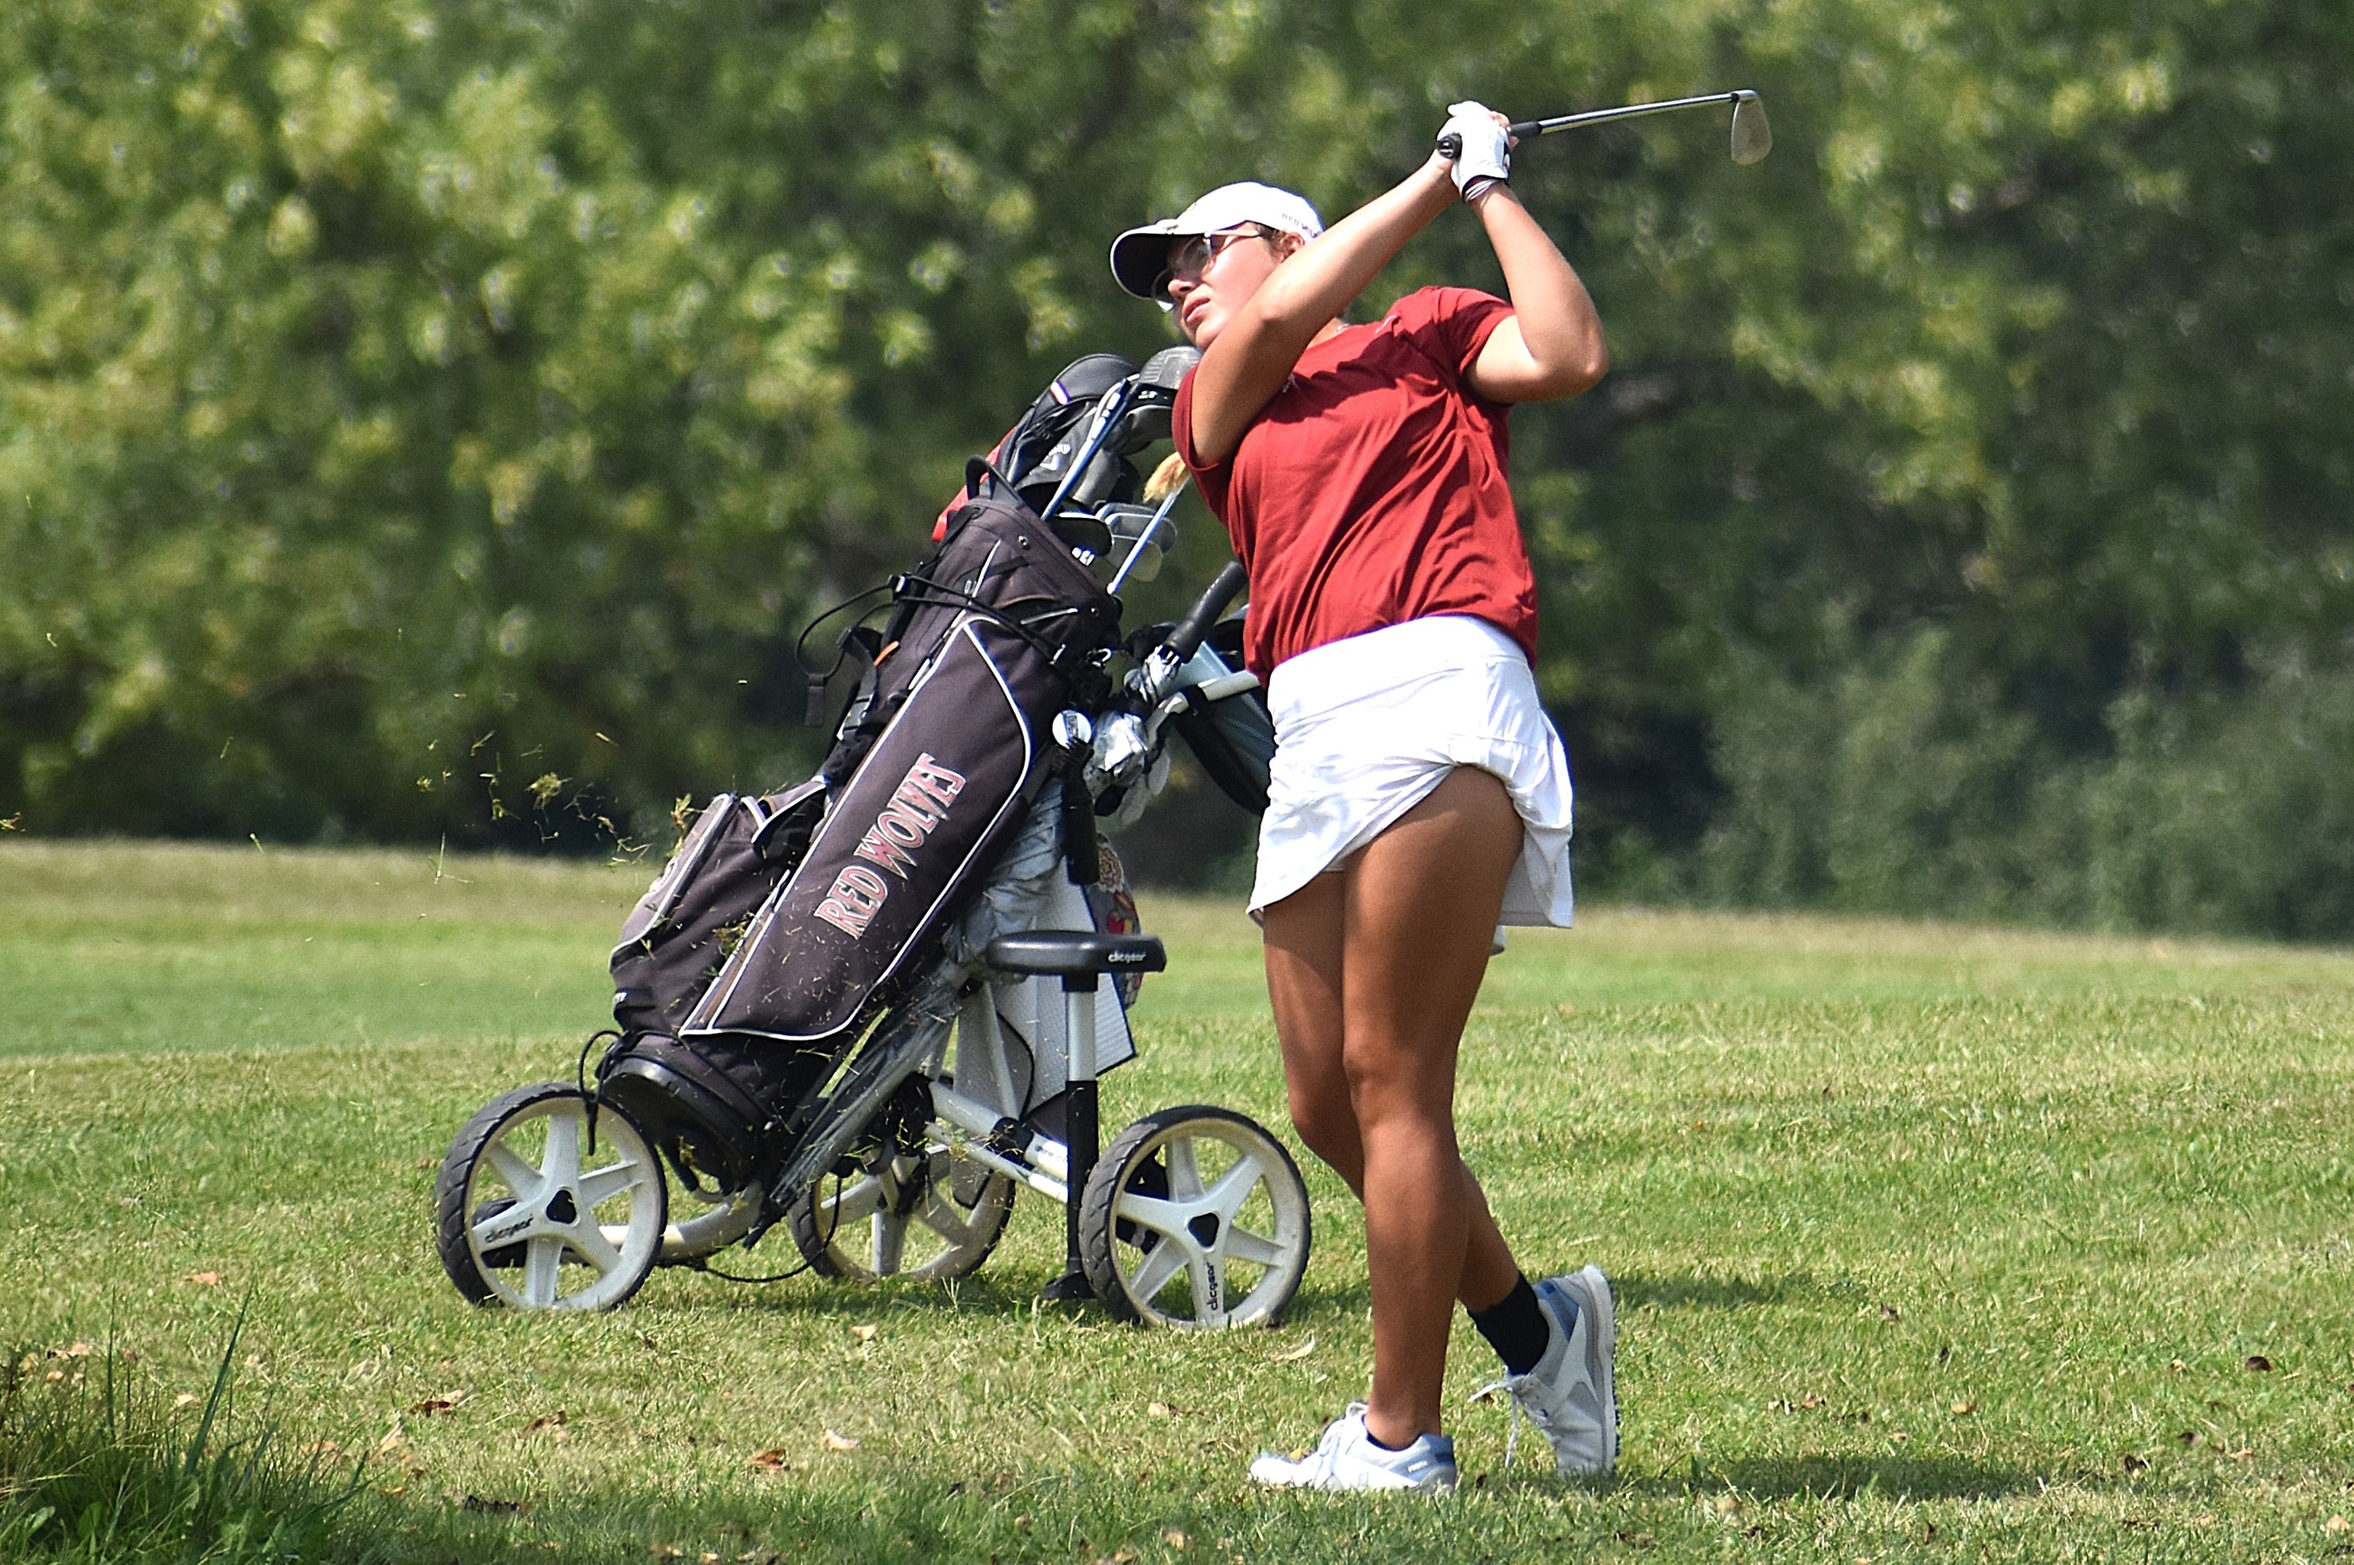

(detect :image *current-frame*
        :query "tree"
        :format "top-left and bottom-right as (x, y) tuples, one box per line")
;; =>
(3, 0), (2348, 936)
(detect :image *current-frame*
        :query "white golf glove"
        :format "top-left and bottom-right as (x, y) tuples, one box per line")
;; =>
(1443, 100), (1511, 200)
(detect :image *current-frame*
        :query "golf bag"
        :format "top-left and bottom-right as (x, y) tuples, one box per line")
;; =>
(599, 383), (1138, 1198)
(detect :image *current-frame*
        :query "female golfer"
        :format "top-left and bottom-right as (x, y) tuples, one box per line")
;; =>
(1107, 106), (1613, 1491)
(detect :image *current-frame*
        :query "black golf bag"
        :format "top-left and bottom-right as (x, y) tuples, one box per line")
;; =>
(597, 358), (1158, 1199)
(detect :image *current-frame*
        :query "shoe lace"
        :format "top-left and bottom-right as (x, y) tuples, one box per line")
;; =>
(1467, 1376), (1526, 1468)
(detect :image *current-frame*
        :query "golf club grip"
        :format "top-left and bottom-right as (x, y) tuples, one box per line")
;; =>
(1166, 561), (1248, 663)
(1434, 121), (1544, 160)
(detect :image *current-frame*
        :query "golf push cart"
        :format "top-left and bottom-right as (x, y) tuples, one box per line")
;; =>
(434, 345), (1312, 1329)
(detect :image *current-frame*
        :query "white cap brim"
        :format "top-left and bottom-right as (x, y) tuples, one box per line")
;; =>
(1108, 182), (1324, 301)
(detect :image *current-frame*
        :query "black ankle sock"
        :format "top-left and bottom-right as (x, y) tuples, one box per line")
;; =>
(1470, 1274), (1556, 1376)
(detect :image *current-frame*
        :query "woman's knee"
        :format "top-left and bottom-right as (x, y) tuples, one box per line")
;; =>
(1339, 1043), (1463, 1147)
(1284, 1081), (1358, 1167)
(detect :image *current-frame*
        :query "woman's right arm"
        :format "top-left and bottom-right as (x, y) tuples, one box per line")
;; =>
(1183, 157), (1459, 467)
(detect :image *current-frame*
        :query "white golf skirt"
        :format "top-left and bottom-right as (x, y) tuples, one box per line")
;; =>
(1248, 615), (1576, 929)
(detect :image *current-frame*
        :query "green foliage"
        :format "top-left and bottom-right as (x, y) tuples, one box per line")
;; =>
(0, 0), (2346, 931)
(1700, 638), (2354, 939)
(1697, 630), (2051, 920)
(2071, 663), (2354, 939)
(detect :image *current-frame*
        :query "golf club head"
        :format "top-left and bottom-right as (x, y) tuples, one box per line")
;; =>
(1730, 90), (1772, 164)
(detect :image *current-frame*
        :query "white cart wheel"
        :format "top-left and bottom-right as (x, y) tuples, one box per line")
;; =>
(1078, 1106), (1311, 1328)
(786, 1143), (1014, 1284)
(435, 1083), (667, 1312)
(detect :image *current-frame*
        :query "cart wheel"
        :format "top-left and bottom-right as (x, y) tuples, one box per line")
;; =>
(435, 1082), (667, 1311)
(786, 1144), (1014, 1284)
(1078, 1106), (1310, 1328)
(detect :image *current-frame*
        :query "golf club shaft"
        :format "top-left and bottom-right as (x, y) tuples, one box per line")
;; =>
(1438, 90), (1756, 158)
(1511, 90), (1751, 140)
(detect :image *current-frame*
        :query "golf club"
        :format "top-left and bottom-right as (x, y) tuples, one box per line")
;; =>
(1438, 89), (1772, 166)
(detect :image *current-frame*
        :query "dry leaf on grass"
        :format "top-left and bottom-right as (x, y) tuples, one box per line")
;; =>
(850, 1324), (878, 1344)
(184, 1271), (222, 1287)
(820, 1429), (859, 1452)
(408, 1391), (468, 1415)
(1951, 1400), (1977, 1415)
(1147, 1401), (1172, 1418)
(649, 1545), (683, 1561)
(522, 1412), (568, 1438)
(1268, 1336), (1317, 1363)
(746, 1449), (790, 1474)
(1164, 1530), (1190, 1549)
(2121, 1453), (2149, 1474)
(2245, 1354), (2274, 1372)
(174, 1393), (200, 1409)
(2325, 1515), (2350, 1534)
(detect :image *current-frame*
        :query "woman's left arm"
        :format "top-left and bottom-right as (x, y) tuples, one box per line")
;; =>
(1464, 186), (1609, 404)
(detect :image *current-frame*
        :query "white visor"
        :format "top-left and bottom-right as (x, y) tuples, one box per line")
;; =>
(1108, 181), (1324, 302)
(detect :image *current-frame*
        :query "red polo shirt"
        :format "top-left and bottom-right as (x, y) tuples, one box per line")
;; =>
(1173, 286), (1537, 678)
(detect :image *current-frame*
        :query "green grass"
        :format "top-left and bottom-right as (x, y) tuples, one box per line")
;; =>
(3, 837), (2353, 1562)
(3, 1308), (376, 1562)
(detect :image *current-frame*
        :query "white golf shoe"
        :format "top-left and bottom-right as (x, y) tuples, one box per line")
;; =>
(1477, 1264), (1618, 1478)
(1248, 1404), (1458, 1493)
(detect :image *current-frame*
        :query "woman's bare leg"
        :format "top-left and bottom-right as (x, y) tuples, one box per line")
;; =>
(1260, 766), (1527, 1448)
(1265, 878), (1521, 1310)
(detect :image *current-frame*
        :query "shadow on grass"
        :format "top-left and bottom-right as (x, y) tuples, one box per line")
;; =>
(1640, 1452), (2049, 1503)
(656, 1261), (1363, 1332)
(645, 1267), (1822, 1331)
(1614, 1271), (1822, 1311)
(655, 1266), (1078, 1322)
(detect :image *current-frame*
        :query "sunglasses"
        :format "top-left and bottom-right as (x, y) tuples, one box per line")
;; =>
(1161, 226), (1275, 296)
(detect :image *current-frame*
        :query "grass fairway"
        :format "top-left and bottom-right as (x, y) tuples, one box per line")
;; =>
(4, 838), (2353, 1562)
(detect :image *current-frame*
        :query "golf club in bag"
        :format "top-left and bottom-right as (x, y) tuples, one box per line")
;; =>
(434, 344), (1302, 1327)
